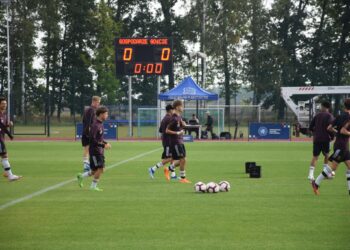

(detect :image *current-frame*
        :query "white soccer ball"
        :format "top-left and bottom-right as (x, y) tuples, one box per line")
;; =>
(194, 182), (207, 193)
(206, 182), (220, 193)
(219, 181), (231, 192)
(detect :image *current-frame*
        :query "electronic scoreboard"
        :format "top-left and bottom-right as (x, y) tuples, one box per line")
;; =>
(115, 37), (173, 76)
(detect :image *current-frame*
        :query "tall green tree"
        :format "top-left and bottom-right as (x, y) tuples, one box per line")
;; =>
(205, 0), (249, 112)
(93, 0), (121, 105)
(38, 0), (61, 120)
(9, 0), (39, 119)
(61, 0), (96, 116)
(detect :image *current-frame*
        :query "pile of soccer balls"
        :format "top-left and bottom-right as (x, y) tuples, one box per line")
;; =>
(194, 181), (230, 193)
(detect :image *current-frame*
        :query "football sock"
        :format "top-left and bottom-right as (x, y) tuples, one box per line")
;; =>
(82, 171), (91, 178)
(151, 162), (163, 172)
(315, 165), (333, 186)
(309, 166), (315, 177)
(83, 157), (90, 171)
(2, 158), (13, 176)
(91, 179), (99, 188)
(346, 170), (350, 192)
(168, 164), (175, 172)
(83, 157), (89, 164)
(180, 170), (186, 179)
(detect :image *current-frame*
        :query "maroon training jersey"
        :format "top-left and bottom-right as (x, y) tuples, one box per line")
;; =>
(159, 114), (172, 146)
(167, 113), (184, 145)
(82, 106), (96, 136)
(309, 112), (334, 142)
(332, 113), (350, 150)
(89, 119), (105, 156)
(0, 112), (9, 142)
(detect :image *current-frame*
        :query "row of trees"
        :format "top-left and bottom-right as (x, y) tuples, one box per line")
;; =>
(0, 0), (349, 121)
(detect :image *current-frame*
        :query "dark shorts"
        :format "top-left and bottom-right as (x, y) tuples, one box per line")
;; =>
(329, 148), (350, 163)
(0, 141), (6, 155)
(81, 134), (90, 147)
(171, 144), (186, 160)
(162, 145), (172, 159)
(313, 142), (330, 157)
(90, 155), (105, 170)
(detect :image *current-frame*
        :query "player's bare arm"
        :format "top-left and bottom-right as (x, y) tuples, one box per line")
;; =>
(340, 122), (350, 136)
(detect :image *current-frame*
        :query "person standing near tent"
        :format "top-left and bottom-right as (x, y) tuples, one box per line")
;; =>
(205, 111), (214, 139)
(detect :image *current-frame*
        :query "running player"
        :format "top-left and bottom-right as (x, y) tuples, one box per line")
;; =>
(81, 96), (101, 172)
(166, 100), (191, 184)
(0, 97), (22, 181)
(77, 106), (111, 191)
(312, 99), (350, 195)
(308, 101), (334, 181)
(148, 104), (178, 180)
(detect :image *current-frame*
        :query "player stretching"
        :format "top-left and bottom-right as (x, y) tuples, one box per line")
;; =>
(166, 100), (191, 184)
(308, 101), (334, 181)
(81, 96), (101, 172)
(312, 99), (350, 195)
(77, 106), (111, 191)
(0, 97), (21, 181)
(148, 104), (178, 180)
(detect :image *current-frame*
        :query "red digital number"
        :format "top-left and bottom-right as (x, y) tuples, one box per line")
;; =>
(155, 63), (163, 74)
(146, 64), (154, 74)
(161, 48), (170, 61)
(123, 48), (133, 61)
(134, 63), (142, 74)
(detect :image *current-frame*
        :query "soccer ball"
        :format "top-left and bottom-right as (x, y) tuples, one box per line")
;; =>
(206, 182), (220, 193)
(194, 182), (207, 193)
(219, 181), (230, 192)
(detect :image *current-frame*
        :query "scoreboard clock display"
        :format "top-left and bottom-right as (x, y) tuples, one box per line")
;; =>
(115, 37), (173, 76)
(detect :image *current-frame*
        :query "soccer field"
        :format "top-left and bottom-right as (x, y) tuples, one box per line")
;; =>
(0, 141), (349, 250)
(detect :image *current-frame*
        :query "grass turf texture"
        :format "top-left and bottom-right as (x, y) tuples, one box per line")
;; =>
(0, 141), (349, 250)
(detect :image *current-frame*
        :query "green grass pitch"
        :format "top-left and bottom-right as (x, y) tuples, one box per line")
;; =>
(0, 141), (349, 250)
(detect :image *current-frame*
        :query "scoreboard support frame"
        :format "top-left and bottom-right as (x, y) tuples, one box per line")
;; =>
(128, 76), (133, 137)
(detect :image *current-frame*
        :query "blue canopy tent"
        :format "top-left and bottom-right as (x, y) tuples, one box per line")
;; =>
(158, 76), (218, 101)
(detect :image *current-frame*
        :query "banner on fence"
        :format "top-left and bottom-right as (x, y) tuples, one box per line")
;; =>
(76, 120), (118, 140)
(249, 123), (290, 140)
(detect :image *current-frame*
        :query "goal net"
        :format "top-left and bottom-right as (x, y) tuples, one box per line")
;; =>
(207, 105), (261, 138)
(137, 107), (225, 138)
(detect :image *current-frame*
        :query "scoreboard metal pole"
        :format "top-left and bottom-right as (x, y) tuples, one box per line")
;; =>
(157, 76), (161, 139)
(128, 76), (132, 137)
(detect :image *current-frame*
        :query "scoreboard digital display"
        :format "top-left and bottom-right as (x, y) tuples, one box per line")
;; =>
(115, 37), (173, 76)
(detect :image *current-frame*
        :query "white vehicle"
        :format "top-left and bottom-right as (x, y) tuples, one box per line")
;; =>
(281, 86), (350, 134)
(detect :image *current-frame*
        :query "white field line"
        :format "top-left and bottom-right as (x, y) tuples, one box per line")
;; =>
(0, 148), (161, 211)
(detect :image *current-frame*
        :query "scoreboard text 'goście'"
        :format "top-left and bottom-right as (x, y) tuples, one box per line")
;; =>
(115, 37), (173, 76)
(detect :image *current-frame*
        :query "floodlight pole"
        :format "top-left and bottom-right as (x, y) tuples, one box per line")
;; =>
(128, 76), (133, 137)
(157, 76), (161, 139)
(5, 1), (11, 123)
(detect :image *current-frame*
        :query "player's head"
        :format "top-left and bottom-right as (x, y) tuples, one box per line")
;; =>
(192, 114), (196, 118)
(0, 97), (7, 112)
(165, 104), (174, 114)
(206, 111), (210, 116)
(91, 96), (101, 108)
(321, 101), (331, 112)
(96, 106), (108, 121)
(172, 100), (184, 113)
(344, 99), (350, 111)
